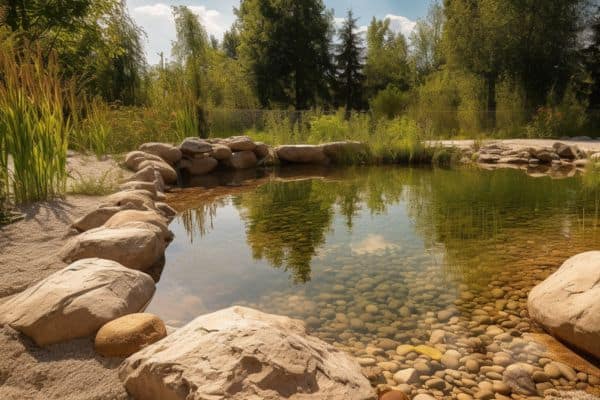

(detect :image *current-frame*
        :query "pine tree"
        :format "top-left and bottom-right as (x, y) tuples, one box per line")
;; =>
(335, 10), (365, 115)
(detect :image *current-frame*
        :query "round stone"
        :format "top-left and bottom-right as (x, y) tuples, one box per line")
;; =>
(95, 313), (167, 357)
(379, 390), (409, 400)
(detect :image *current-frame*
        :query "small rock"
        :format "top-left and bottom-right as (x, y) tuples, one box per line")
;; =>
(503, 363), (537, 396)
(379, 390), (408, 400)
(95, 313), (167, 357)
(393, 368), (419, 385)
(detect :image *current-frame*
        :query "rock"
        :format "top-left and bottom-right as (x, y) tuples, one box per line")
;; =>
(377, 338), (398, 351)
(478, 154), (500, 164)
(125, 165), (160, 185)
(226, 136), (256, 152)
(119, 181), (159, 200)
(138, 159), (177, 184)
(497, 157), (529, 164)
(393, 368), (419, 385)
(228, 150), (257, 169)
(590, 152), (600, 161)
(276, 145), (329, 164)
(180, 156), (219, 176)
(465, 358), (480, 373)
(139, 142), (182, 165)
(102, 210), (173, 242)
(535, 151), (559, 163)
(379, 390), (408, 400)
(425, 378), (445, 390)
(543, 362), (561, 379)
(61, 222), (166, 271)
(95, 313), (167, 357)
(527, 251), (600, 359)
(209, 144), (233, 160)
(414, 345), (442, 360)
(321, 141), (369, 163)
(254, 142), (270, 159)
(552, 142), (578, 159)
(532, 371), (549, 383)
(503, 363), (536, 396)
(412, 395), (436, 400)
(72, 206), (130, 232)
(437, 308), (457, 321)
(552, 361), (577, 381)
(441, 349), (461, 369)
(180, 137), (212, 155)
(102, 190), (156, 211)
(257, 147), (280, 167)
(0, 258), (155, 346)
(396, 344), (415, 356)
(429, 329), (446, 344)
(125, 151), (163, 171)
(490, 288), (505, 298)
(492, 380), (511, 395)
(119, 306), (375, 400)
(155, 202), (177, 221)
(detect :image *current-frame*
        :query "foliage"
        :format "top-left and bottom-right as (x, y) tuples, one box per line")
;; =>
(410, 1), (444, 81)
(68, 170), (120, 196)
(371, 85), (410, 120)
(0, 36), (70, 204)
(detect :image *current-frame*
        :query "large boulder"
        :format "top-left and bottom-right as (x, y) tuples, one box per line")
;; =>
(139, 143), (182, 165)
(226, 136), (256, 152)
(180, 137), (212, 156)
(95, 313), (167, 358)
(125, 165), (165, 192)
(119, 181), (162, 200)
(61, 222), (166, 271)
(103, 209), (173, 242)
(276, 145), (329, 164)
(102, 190), (157, 212)
(72, 205), (133, 232)
(119, 306), (375, 400)
(125, 151), (163, 171)
(527, 251), (600, 359)
(552, 142), (579, 160)
(0, 258), (155, 346)
(179, 156), (218, 176)
(155, 202), (177, 222)
(254, 142), (270, 158)
(138, 159), (177, 184)
(228, 150), (257, 169)
(321, 141), (369, 163)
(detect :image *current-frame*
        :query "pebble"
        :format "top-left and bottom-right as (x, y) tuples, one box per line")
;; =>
(379, 390), (409, 400)
(414, 345), (442, 360)
(465, 359), (480, 373)
(413, 395), (436, 400)
(393, 368), (419, 385)
(441, 350), (461, 369)
(425, 378), (445, 390)
(396, 345), (414, 356)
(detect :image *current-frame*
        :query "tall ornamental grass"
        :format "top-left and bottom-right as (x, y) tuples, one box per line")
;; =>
(0, 38), (71, 203)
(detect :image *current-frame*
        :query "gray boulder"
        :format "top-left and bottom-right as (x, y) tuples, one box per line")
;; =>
(276, 145), (329, 164)
(139, 142), (182, 165)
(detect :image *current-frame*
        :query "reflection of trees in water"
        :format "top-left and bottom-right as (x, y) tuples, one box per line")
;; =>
(177, 166), (599, 285)
(403, 168), (600, 286)
(180, 200), (224, 242)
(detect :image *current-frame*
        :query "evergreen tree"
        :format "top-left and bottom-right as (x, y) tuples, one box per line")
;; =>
(334, 10), (365, 115)
(237, 0), (334, 109)
(222, 26), (241, 59)
(584, 5), (600, 109)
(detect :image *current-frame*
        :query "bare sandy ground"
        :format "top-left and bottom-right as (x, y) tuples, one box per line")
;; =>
(432, 137), (600, 152)
(0, 154), (130, 400)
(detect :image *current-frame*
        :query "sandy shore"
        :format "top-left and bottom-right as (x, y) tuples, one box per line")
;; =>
(432, 138), (600, 153)
(0, 155), (130, 400)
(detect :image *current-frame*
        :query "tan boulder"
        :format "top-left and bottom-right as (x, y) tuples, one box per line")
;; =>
(226, 135), (256, 151)
(139, 142), (182, 165)
(95, 313), (167, 358)
(210, 144), (233, 160)
(179, 156), (218, 176)
(119, 306), (375, 400)
(228, 150), (257, 169)
(72, 205), (131, 232)
(119, 181), (160, 199)
(321, 141), (369, 163)
(61, 222), (166, 271)
(155, 202), (177, 221)
(125, 151), (163, 171)
(276, 144), (329, 164)
(180, 137), (212, 155)
(125, 165), (163, 189)
(102, 190), (156, 211)
(138, 159), (177, 184)
(103, 210), (173, 242)
(0, 258), (155, 346)
(528, 251), (600, 359)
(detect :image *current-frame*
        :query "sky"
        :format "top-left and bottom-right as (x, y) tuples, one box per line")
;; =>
(127, 0), (433, 65)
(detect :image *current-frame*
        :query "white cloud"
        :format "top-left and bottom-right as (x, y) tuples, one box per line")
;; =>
(384, 14), (417, 38)
(131, 3), (226, 64)
(351, 234), (398, 255)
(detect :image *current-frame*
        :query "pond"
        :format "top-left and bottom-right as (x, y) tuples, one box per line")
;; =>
(147, 166), (599, 360)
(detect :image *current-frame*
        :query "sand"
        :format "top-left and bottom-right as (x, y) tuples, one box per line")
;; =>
(0, 154), (130, 400)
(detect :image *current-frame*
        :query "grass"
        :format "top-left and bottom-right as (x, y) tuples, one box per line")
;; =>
(68, 170), (121, 196)
(0, 36), (70, 204)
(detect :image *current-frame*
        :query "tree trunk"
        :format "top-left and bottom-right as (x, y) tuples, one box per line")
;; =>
(486, 74), (497, 131)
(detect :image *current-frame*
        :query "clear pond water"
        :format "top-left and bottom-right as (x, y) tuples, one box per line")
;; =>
(147, 166), (599, 355)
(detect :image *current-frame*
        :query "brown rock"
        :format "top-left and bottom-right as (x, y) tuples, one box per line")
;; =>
(276, 145), (329, 164)
(179, 156), (218, 176)
(138, 159), (177, 184)
(103, 210), (173, 242)
(125, 151), (163, 171)
(139, 142), (182, 165)
(180, 137), (212, 155)
(228, 150), (257, 169)
(254, 142), (270, 158)
(209, 144), (232, 160)
(95, 313), (167, 358)
(379, 390), (409, 400)
(226, 135), (256, 152)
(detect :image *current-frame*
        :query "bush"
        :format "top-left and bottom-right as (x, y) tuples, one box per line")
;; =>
(370, 85), (409, 120)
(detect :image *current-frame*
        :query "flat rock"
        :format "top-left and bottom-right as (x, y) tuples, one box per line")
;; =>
(0, 258), (155, 346)
(61, 222), (166, 271)
(103, 209), (173, 242)
(276, 145), (329, 164)
(72, 205), (132, 232)
(95, 313), (167, 358)
(180, 137), (212, 155)
(138, 159), (177, 184)
(527, 251), (600, 358)
(119, 306), (375, 400)
(139, 142), (182, 165)
(321, 141), (369, 163)
(225, 136), (256, 152)
(125, 151), (163, 171)
(179, 156), (218, 176)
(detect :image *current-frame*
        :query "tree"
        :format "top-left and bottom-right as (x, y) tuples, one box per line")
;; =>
(583, 5), (600, 109)
(334, 10), (365, 115)
(222, 26), (240, 59)
(410, 1), (444, 81)
(365, 17), (411, 97)
(237, 0), (334, 109)
(172, 5), (209, 137)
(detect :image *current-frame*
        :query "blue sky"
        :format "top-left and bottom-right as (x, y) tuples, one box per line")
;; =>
(127, 0), (433, 65)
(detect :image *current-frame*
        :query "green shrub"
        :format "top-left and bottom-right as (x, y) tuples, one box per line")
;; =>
(370, 85), (409, 120)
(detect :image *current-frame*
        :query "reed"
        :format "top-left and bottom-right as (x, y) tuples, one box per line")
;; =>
(0, 35), (71, 203)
